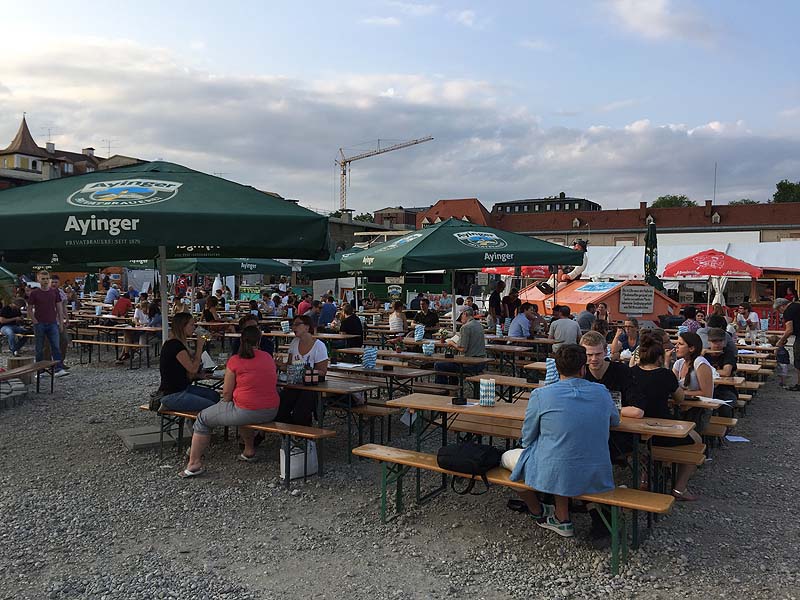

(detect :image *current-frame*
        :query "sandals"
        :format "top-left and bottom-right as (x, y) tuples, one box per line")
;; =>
(672, 488), (699, 501)
(237, 453), (258, 463)
(178, 467), (205, 479)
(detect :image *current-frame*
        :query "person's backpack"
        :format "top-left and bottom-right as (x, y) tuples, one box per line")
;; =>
(436, 443), (502, 495)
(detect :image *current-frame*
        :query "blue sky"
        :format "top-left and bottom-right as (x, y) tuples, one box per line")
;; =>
(1, 1), (799, 212)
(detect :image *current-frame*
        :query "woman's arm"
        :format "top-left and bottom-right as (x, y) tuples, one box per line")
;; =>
(610, 329), (623, 361)
(176, 339), (204, 379)
(694, 362), (714, 397)
(222, 368), (236, 402)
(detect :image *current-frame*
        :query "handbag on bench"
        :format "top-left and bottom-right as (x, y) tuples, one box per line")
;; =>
(436, 443), (502, 495)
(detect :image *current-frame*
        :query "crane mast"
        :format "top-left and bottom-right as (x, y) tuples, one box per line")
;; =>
(336, 136), (433, 211)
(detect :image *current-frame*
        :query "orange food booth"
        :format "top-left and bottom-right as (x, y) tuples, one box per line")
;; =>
(519, 279), (680, 323)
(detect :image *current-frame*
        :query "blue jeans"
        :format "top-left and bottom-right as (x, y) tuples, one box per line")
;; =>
(161, 385), (220, 411)
(34, 322), (63, 370)
(1, 324), (26, 353)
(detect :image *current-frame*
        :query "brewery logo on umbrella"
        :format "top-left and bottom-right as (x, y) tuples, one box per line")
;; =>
(453, 231), (507, 249)
(68, 179), (183, 208)
(373, 233), (423, 253)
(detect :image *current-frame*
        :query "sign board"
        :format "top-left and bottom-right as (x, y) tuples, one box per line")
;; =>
(239, 285), (262, 301)
(387, 284), (402, 300)
(576, 281), (620, 293)
(678, 291), (694, 304)
(476, 272), (489, 286)
(385, 276), (405, 284)
(619, 285), (655, 314)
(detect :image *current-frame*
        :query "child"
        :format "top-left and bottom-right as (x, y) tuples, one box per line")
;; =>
(770, 334), (792, 389)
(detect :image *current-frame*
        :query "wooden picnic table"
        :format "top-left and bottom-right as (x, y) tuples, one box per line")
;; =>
(464, 374), (541, 402)
(484, 344), (532, 376)
(327, 361), (436, 399)
(735, 363), (762, 374)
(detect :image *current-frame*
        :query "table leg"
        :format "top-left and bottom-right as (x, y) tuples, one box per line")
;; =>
(631, 434), (640, 549)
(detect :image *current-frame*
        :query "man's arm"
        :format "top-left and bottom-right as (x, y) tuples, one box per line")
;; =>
(777, 318), (794, 347)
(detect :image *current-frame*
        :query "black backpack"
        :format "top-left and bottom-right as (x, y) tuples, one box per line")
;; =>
(436, 443), (502, 495)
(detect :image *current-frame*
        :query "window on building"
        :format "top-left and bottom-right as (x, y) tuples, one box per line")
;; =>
(534, 205), (540, 212)
(31, 160), (38, 171)
(523, 205), (528, 212)
(20, 157), (29, 170)
(514, 205), (520, 212)
(505, 206), (511, 213)
(546, 204), (551, 211)
(574, 203), (580, 209)
(555, 203), (561, 211)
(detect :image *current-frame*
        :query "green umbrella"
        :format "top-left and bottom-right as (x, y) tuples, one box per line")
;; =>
(302, 247), (365, 279)
(2, 255), (93, 274)
(0, 265), (15, 305)
(643, 222), (663, 290)
(0, 160), (329, 262)
(340, 218), (583, 273)
(92, 257), (290, 276)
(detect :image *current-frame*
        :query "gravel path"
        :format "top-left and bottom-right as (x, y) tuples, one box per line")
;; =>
(1, 358), (799, 599)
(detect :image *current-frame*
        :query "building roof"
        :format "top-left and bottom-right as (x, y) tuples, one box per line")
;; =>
(374, 206), (430, 213)
(416, 198), (493, 228)
(0, 117), (47, 158)
(494, 200), (800, 233)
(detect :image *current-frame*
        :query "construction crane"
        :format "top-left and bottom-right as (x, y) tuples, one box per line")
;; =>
(336, 136), (433, 211)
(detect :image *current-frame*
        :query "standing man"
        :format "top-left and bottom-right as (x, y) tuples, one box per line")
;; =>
(501, 288), (521, 320)
(28, 271), (69, 377)
(774, 297), (800, 391)
(319, 295), (338, 328)
(576, 303), (597, 334)
(548, 305), (581, 351)
(50, 275), (71, 367)
(487, 280), (505, 331)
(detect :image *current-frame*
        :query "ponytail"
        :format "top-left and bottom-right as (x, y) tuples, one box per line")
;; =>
(238, 325), (261, 359)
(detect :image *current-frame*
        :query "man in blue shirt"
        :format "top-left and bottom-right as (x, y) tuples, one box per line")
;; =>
(318, 295), (338, 328)
(509, 303), (535, 338)
(104, 283), (120, 305)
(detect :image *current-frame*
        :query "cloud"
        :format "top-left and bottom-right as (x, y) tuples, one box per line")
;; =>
(606, 0), (716, 43)
(597, 98), (639, 112)
(780, 106), (800, 118)
(386, 1), (437, 16)
(519, 38), (552, 52)
(1, 38), (798, 215)
(360, 16), (401, 26)
(449, 9), (477, 28)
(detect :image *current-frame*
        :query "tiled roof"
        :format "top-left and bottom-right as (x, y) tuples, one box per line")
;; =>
(416, 198), (493, 228)
(0, 117), (47, 158)
(494, 201), (800, 232)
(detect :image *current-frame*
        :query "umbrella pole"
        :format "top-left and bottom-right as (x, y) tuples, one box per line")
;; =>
(452, 270), (457, 334)
(706, 278), (711, 316)
(159, 245), (169, 344)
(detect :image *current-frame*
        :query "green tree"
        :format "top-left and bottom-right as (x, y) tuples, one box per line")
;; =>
(650, 194), (697, 208)
(354, 212), (375, 223)
(329, 210), (343, 219)
(772, 179), (800, 203)
(728, 198), (758, 205)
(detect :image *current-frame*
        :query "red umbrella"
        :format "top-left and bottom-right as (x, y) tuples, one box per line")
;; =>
(662, 249), (763, 278)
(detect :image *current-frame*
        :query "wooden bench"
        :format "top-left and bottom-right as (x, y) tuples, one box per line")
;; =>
(351, 404), (401, 445)
(138, 404), (335, 487)
(0, 360), (59, 394)
(73, 339), (150, 369)
(353, 443), (674, 575)
(449, 413), (522, 448)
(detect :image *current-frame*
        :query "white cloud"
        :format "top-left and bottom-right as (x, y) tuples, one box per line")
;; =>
(519, 38), (552, 52)
(450, 9), (476, 28)
(606, 0), (716, 43)
(360, 16), (401, 26)
(779, 106), (800, 118)
(386, 1), (437, 16)
(0, 38), (797, 213)
(597, 98), (639, 112)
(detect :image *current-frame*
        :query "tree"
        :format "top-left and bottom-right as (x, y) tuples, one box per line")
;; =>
(772, 179), (800, 203)
(650, 194), (697, 208)
(729, 198), (758, 205)
(329, 210), (343, 219)
(354, 212), (375, 223)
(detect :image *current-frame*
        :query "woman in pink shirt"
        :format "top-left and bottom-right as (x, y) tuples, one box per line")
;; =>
(180, 326), (280, 478)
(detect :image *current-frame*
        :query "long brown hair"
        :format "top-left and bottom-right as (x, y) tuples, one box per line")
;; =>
(238, 325), (261, 359)
(171, 312), (193, 347)
(678, 331), (703, 387)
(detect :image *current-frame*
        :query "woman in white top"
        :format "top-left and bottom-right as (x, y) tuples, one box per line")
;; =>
(277, 314), (328, 426)
(133, 299), (150, 327)
(388, 300), (408, 345)
(672, 331), (714, 398)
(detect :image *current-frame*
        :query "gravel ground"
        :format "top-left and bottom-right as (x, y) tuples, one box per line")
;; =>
(1, 356), (799, 600)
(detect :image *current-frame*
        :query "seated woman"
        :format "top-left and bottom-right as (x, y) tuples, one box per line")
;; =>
(230, 315), (274, 356)
(504, 344), (619, 538)
(626, 333), (703, 501)
(387, 301), (408, 345)
(159, 312), (220, 411)
(610, 318), (639, 362)
(247, 299), (264, 320)
(117, 299), (151, 364)
(180, 326), (280, 478)
(276, 314), (328, 425)
(201, 295), (235, 334)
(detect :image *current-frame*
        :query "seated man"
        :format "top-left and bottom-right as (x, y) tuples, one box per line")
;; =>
(508, 302), (535, 338)
(230, 315), (274, 356)
(0, 298), (28, 356)
(334, 304), (365, 349)
(505, 344), (619, 538)
(318, 296), (338, 328)
(704, 327), (737, 418)
(411, 298), (439, 338)
(434, 307), (485, 384)
(112, 293), (133, 317)
(548, 305), (581, 351)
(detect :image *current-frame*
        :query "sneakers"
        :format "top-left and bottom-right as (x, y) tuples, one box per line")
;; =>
(54, 369), (70, 378)
(531, 503), (555, 520)
(12, 350), (20, 357)
(536, 515), (575, 538)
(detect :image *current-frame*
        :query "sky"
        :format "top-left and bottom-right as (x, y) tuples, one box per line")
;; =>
(1, 0), (799, 214)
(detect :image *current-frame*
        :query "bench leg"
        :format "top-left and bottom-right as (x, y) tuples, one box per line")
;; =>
(303, 439), (309, 483)
(380, 461), (409, 524)
(50, 365), (54, 393)
(317, 439), (325, 478)
(146, 347), (151, 368)
(283, 435), (292, 490)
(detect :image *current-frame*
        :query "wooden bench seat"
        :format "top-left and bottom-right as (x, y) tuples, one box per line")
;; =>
(709, 416), (737, 428)
(449, 414), (522, 444)
(138, 404), (335, 487)
(0, 360), (59, 393)
(353, 443), (673, 575)
(737, 381), (762, 391)
(651, 445), (706, 466)
(73, 339), (150, 369)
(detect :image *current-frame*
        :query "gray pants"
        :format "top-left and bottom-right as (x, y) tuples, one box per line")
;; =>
(194, 401), (278, 435)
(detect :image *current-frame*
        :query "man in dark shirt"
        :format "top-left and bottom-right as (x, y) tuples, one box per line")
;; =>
(0, 299), (28, 355)
(705, 327), (737, 417)
(409, 293), (424, 311)
(29, 271), (69, 376)
(775, 298), (800, 390)
(488, 280), (505, 330)
(501, 288), (521, 319)
(338, 304), (365, 348)
(411, 298), (439, 336)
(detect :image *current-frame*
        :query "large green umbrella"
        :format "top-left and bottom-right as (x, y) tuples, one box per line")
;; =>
(0, 160), (329, 262)
(341, 218), (583, 330)
(93, 257), (290, 276)
(302, 247), (365, 279)
(643, 222), (663, 290)
(0, 265), (15, 305)
(340, 218), (583, 273)
(0, 161), (329, 340)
